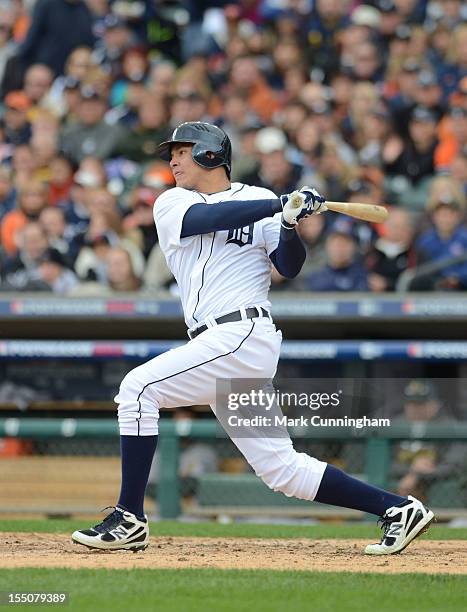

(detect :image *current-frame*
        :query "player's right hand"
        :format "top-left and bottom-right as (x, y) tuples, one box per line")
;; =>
(298, 186), (326, 215)
(280, 187), (326, 226)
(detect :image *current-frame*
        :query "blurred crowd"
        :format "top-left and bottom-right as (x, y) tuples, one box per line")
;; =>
(0, 0), (466, 295)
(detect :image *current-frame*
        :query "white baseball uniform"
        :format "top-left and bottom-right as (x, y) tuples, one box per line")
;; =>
(115, 183), (327, 501)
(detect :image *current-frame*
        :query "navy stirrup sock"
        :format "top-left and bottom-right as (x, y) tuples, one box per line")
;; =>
(315, 464), (406, 517)
(117, 435), (158, 519)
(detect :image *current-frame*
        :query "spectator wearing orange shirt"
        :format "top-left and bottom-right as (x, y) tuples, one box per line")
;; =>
(223, 55), (280, 124)
(2, 90), (32, 145)
(0, 179), (48, 255)
(435, 106), (467, 172)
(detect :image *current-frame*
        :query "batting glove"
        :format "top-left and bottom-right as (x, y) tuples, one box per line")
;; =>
(298, 186), (326, 217)
(280, 186), (326, 227)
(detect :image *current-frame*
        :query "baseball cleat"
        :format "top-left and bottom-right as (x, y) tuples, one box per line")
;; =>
(72, 506), (149, 552)
(364, 495), (435, 555)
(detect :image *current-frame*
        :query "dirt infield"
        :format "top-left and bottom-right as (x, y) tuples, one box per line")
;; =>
(1, 533), (467, 574)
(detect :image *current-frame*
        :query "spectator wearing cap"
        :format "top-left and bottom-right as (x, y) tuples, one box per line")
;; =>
(426, 22), (454, 96)
(0, 221), (50, 290)
(414, 176), (467, 290)
(384, 24), (412, 90)
(338, 22), (373, 78)
(350, 5), (382, 32)
(105, 78), (147, 130)
(377, 0), (404, 50)
(17, 0), (94, 75)
(0, 179), (49, 256)
(387, 58), (421, 137)
(2, 90), (32, 145)
(238, 126), (301, 195)
(390, 379), (466, 502)
(392, 0), (426, 25)
(36, 247), (79, 294)
(113, 93), (169, 163)
(432, 0), (465, 28)
(93, 14), (134, 79)
(123, 164), (175, 259)
(43, 46), (93, 118)
(59, 85), (125, 163)
(303, 0), (350, 80)
(366, 207), (416, 291)
(383, 105), (439, 209)
(58, 76), (83, 125)
(307, 218), (369, 291)
(412, 70), (445, 121)
(60, 157), (106, 238)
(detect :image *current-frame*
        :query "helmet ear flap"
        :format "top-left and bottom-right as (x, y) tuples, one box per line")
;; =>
(192, 143), (228, 170)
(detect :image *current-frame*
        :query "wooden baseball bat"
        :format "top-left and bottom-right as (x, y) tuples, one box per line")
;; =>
(289, 192), (388, 223)
(325, 201), (389, 223)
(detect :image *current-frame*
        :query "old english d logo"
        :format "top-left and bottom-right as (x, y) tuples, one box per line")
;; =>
(226, 224), (254, 247)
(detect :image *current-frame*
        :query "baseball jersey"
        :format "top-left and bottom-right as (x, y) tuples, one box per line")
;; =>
(154, 182), (281, 328)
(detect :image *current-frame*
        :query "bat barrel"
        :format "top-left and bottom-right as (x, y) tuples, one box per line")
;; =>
(325, 201), (389, 223)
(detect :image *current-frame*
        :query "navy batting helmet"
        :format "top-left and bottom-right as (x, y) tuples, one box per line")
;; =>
(158, 122), (232, 176)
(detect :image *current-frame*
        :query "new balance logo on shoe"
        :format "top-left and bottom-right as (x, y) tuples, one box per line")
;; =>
(112, 527), (130, 539)
(365, 496), (435, 555)
(386, 523), (403, 537)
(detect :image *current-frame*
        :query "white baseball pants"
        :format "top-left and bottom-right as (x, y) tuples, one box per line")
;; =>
(115, 317), (327, 501)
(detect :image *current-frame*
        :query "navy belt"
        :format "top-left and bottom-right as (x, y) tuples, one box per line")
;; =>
(188, 307), (270, 340)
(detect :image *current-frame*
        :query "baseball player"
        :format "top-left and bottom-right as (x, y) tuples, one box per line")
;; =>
(72, 122), (434, 555)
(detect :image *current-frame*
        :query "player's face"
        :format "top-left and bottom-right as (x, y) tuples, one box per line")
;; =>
(169, 143), (205, 190)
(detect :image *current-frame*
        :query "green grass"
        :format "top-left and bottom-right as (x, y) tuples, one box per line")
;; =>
(0, 569), (465, 612)
(1, 519), (466, 540)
